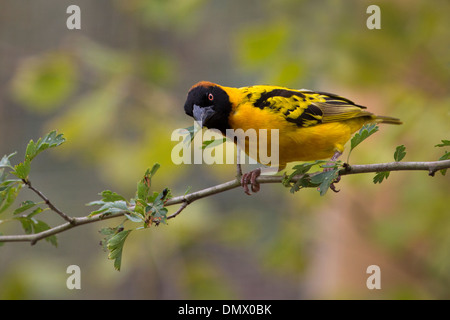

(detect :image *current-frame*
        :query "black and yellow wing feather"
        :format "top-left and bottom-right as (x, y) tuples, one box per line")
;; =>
(238, 86), (375, 128)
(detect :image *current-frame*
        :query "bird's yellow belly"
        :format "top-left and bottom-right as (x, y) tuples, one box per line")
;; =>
(229, 108), (365, 167)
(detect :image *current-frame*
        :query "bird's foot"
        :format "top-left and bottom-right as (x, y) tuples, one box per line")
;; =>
(329, 175), (341, 193)
(241, 168), (261, 195)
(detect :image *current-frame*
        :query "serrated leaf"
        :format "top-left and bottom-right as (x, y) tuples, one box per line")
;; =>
(310, 169), (340, 196)
(0, 152), (16, 182)
(436, 139), (449, 175)
(282, 160), (327, 186)
(148, 205), (168, 225)
(99, 225), (124, 252)
(124, 212), (144, 223)
(136, 164), (160, 203)
(394, 145), (406, 162)
(438, 150), (449, 175)
(435, 140), (450, 147)
(12, 159), (31, 180)
(13, 200), (37, 215)
(99, 226), (118, 236)
(107, 229), (131, 271)
(99, 190), (127, 202)
(439, 151), (450, 161)
(88, 200), (130, 216)
(135, 164), (162, 218)
(25, 130), (66, 161)
(373, 171), (390, 184)
(147, 163), (160, 178)
(347, 124), (379, 162)
(0, 183), (23, 214)
(27, 207), (45, 218)
(287, 175), (317, 193)
(15, 217), (34, 234)
(13, 217), (57, 246)
(33, 220), (57, 247)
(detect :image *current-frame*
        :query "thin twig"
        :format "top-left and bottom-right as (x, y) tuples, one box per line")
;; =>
(0, 159), (449, 245)
(22, 179), (74, 224)
(167, 201), (189, 220)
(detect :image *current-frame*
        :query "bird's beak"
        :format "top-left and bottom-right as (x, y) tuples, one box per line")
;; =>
(193, 104), (215, 127)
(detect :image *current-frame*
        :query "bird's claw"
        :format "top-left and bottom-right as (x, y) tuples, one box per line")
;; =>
(241, 168), (261, 195)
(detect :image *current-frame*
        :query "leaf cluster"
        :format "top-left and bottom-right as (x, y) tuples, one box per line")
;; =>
(282, 160), (341, 196)
(0, 131), (65, 246)
(88, 163), (171, 270)
(373, 139), (449, 183)
(284, 124), (380, 195)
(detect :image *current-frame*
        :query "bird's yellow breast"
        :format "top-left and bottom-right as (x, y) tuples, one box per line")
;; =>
(224, 85), (367, 166)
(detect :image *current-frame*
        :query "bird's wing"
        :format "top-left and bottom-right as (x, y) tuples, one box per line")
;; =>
(249, 87), (373, 127)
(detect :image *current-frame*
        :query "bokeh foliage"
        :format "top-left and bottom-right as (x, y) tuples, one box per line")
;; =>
(1, 0), (449, 299)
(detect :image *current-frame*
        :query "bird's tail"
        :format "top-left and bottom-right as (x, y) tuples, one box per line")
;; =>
(374, 115), (402, 125)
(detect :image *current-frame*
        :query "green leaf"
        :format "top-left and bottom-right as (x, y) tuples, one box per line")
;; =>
(438, 151), (449, 175)
(13, 200), (38, 215)
(310, 169), (340, 196)
(0, 183), (23, 214)
(394, 145), (406, 162)
(88, 200), (130, 216)
(286, 175), (317, 193)
(282, 160), (331, 193)
(12, 159), (31, 180)
(435, 140), (449, 175)
(439, 151), (450, 161)
(124, 212), (144, 223)
(99, 226), (122, 251)
(33, 220), (57, 247)
(148, 205), (168, 226)
(136, 164), (160, 203)
(134, 164), (161, 217)
(0, 152), (16, 182)
(282, 160), (327, 186)
(142, 188), (170, 226)
(202, 137), (227, 150)
(13, 217), (57, 246)
(435, 140), (450, 147)
(27, 207), (45, 218)
(107, 229), (131, 271)
(25, 130), (66, 161)
(15, 217), (34, 234)
(373, 171), (390, 184)
(98, 190), (127, 202)
(348, 124), (379, 161)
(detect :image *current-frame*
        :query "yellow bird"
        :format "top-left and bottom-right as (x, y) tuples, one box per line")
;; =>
(184, 81), (402, 194)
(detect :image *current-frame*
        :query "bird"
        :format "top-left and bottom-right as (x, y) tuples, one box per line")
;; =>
(183, 81), (402, 195)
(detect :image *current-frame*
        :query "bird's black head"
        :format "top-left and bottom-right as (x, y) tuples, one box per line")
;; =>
(184, 81), (232, 134)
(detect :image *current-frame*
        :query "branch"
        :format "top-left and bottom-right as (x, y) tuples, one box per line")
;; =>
(1, 159), (449, 245)
(22, 179), (75, 224)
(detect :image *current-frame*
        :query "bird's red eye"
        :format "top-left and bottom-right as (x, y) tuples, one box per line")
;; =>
(208, 93), (214, 101)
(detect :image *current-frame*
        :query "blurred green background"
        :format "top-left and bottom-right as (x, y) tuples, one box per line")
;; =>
(0, 0), (449, 299)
